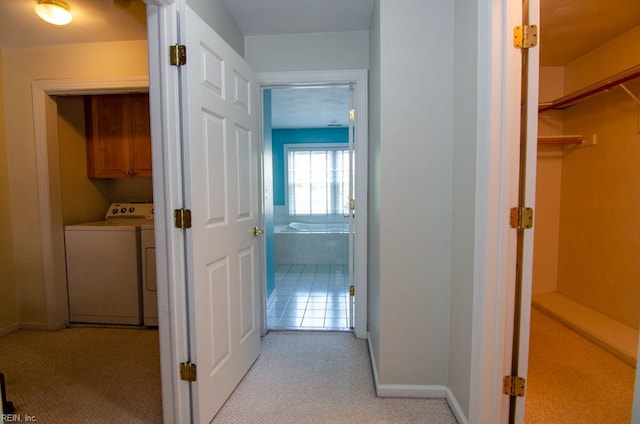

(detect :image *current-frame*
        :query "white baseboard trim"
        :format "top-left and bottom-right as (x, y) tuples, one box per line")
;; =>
(445, 387), (469, 424)
(18, 322), (50, 331)
(0, 322), (19, 337)
(367, 333), (469, 424)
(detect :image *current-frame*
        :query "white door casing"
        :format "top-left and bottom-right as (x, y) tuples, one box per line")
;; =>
(180, 5), (261, 423)
(513, 0), (540, 421)
(257, 70), (368, 339)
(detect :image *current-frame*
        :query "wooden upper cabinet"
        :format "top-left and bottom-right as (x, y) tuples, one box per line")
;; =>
(85, 93), (152, 178)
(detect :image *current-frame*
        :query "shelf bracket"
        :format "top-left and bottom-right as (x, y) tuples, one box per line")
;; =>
(619, 84), (640, 105)
(619, 84), (640, 134)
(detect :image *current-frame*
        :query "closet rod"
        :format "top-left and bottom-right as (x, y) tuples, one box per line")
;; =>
(537, 135), (583, 145)
(539, 64), (640, 112)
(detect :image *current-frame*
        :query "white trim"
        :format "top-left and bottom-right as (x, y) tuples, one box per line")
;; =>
(0, 323), (19, 337)
(367, 334), (468, 424)
(13, 322), (50, 331)
(445, 388), (469, 424)
(258, 69), (368, 339)
(31, 77), (149, 331)
(468, 0), (520, 422)
(375, 384), (448, 398)
(367, 334), (445, 398)
(145, 2), (190, 423)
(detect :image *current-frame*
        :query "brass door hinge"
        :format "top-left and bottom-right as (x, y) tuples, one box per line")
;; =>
(174, 208), (192, 229)
(349, 108), (355, 122)
(180, 362), (197, 382)
(514, 25), (538, 49)
(510, 207), (533, 230)
(349, 199), (355, 211)
(349, 285), (355, 296)
(169, 44), (187, 66)
(503, 375), (526, 397)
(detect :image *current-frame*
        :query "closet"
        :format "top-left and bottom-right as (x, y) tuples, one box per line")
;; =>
(533, 56), (640, 365)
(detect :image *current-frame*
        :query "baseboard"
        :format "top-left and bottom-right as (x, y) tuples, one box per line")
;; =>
(18, 322), (50, 331)
(0, 322), (19, 337)
(533, 292), (638, 366)
(366, 333), (469, 424)
(445, 387), (469, 424)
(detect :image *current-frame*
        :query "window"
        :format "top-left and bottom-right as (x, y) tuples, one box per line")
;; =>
(285, 144), (350, 215)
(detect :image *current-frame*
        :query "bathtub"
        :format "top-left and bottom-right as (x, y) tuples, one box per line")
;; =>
(273, 221), (349, 265)
(277, 221), (349, 234)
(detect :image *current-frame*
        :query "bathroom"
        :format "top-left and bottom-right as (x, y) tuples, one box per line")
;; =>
(262, 85), (354, 331)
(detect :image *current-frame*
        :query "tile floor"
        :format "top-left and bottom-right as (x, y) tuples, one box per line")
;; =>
(267, 264), (353, 330)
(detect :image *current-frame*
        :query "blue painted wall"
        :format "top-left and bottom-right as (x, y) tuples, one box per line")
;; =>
(263, 90), (275, 298)
(272, 128), (349, 205)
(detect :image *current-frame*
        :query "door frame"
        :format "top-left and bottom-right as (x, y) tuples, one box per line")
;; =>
(468, 0), (532, 422)
(31, 77), (150, 333)
(257, 70), (369, 339)
(145, 1), (190, 423)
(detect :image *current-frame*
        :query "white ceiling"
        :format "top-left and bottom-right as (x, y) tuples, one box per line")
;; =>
(270, 85), (352, 129)
(0, 0), (637, 127)
(0, 0), (147, 48)
(221, 0), (374, 36)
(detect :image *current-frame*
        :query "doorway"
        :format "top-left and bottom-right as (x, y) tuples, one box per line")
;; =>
(263, 84), (354, 331)
(257, 70), (369, 338)
(526, 60), (639, 423)
(26, 78), (162, 421)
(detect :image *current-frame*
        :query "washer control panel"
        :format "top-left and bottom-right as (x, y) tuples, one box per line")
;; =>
(105, 203), (154, 220)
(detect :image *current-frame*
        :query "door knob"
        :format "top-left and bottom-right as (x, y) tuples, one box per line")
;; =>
(253, 227), (264, 236)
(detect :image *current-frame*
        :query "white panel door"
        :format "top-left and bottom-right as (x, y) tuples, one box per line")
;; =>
(180, 6), (261, 423)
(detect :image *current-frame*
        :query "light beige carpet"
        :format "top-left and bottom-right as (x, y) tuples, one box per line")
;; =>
(0, 328), (458, 423)
(212, 331), (458, 424)
(526, 308), (635, 423)
(0, 327), (162, 424)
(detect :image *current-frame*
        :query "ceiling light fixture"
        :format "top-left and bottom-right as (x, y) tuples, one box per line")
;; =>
(35, 0), (73, 26)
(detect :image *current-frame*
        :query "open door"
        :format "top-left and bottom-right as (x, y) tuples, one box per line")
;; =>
(506, 0), (540, 422)
(179, 5), (261, 423)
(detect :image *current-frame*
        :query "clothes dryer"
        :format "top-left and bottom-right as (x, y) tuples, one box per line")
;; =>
(64, 203), (153, 325)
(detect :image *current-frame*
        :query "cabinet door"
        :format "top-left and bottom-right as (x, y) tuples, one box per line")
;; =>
(85, 95), (132, 178)
(129, 93), (153, 177)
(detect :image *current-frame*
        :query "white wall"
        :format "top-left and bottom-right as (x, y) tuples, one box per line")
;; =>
(367, 0), (381, 366)
(448, 0), (478, 415)
(2, 40), (149, 327)
(186, 0), (244, 57)
(370, 0), (453, 386)
(245, 31), (369, 72)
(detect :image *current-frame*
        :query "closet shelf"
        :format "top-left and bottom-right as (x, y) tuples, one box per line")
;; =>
(539, 64), (640, 112)
(538, 135), (584, 145)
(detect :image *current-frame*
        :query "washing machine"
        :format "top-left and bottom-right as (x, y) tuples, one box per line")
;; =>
(64, 203), (154, 325)
(141, 223), (157, 326)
